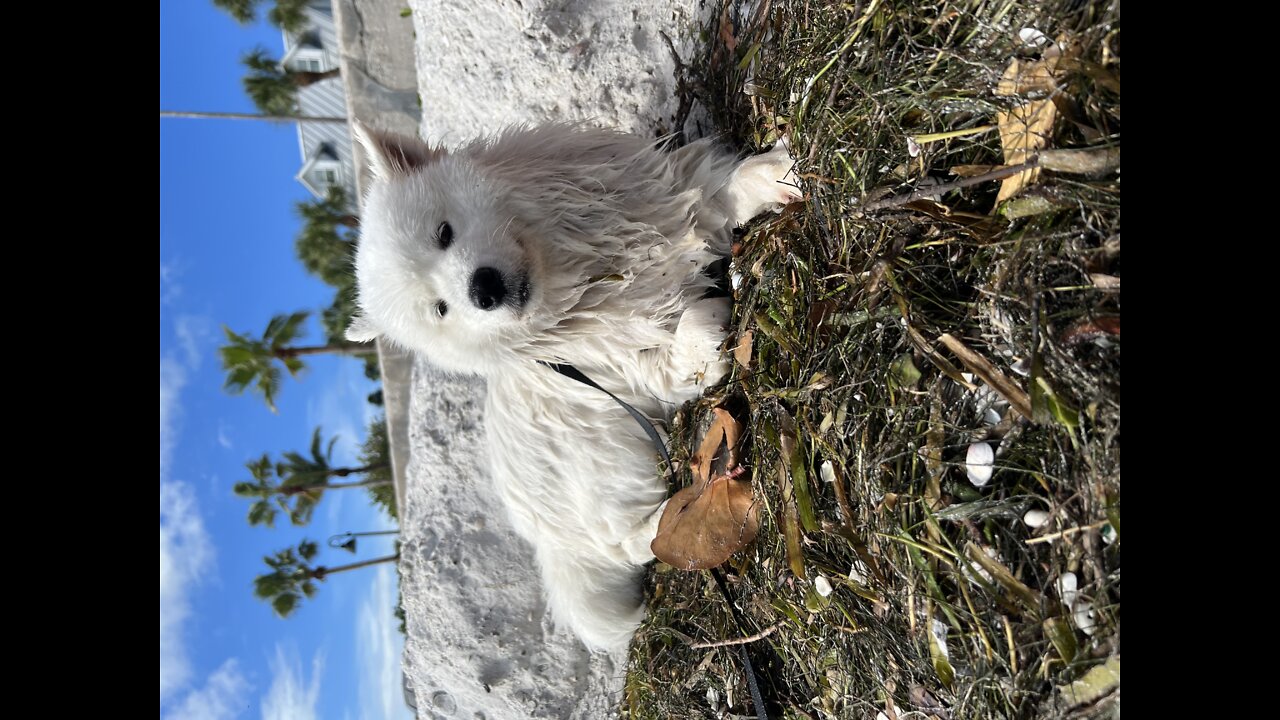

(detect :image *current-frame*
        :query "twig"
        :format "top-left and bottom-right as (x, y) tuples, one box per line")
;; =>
(1025, 520), (1108, 545)
(689, 620), (785, 649)
(938, 333), (1033, 419)
(858, 156), (1041, 212)
(1003, 615), (1018, 675)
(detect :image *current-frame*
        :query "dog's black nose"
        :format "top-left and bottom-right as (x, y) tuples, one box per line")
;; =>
(469, 267), (507, 310)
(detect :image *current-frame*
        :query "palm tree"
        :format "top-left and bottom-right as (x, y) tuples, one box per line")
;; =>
(295, 189), (358, 288)
(297, 185), (359, 230)
(233, 430), (391, 527)
(220, 311), (373, 412)
(241, 47), (341, 116)
(213, 0), (311, 34)
(211, 0), (260, 24)
(278, 426), (389, 481)
(265, 0), (310, 31)
(254, 539), (398, 618)
(233, 454), (281, 527)
(322, 285), (362, 349)
(274, 427), (392, 525)
(361, 417), (397, 519)
(295, 223), (354, 288)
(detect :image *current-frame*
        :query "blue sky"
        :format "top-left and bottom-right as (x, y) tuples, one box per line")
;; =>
(160, 2), (413, 718)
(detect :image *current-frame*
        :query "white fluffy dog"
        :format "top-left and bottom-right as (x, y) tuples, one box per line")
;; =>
(347, 123), (799, 653)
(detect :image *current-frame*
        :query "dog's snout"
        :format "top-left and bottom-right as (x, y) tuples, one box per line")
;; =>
(470, 267), (508, 310)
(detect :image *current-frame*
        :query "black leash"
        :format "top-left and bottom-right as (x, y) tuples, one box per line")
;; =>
(538, 360), (772, 720)
(536, 361), (676, 486)
(711, 567), (770, 719)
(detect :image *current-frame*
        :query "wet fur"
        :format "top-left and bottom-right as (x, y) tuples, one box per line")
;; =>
(349, 123), (798, 653)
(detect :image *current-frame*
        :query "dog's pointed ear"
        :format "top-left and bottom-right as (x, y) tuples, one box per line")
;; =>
(345, 312), (381, 343)
(353, 121), (444, 181)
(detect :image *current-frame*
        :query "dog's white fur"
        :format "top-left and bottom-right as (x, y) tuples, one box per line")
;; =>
(348, 123), (798, 653)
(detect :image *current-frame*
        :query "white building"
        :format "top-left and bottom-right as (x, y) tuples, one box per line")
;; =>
(280, 1), (357, 206)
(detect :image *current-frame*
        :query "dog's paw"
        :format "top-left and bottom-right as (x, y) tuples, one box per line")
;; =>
(674, 297), (732, 390)
(723, 139), (802, 224)
(760, 137), (804, 205)
(624, 498), (669, 565)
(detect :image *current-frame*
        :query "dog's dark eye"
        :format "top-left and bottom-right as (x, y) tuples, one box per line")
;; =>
(437, 222), (453, 250)
(436, 300), (449, 318)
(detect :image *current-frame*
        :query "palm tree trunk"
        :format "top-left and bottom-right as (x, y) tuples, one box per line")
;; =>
(315, 477), (393, 490)
(282, 476), (393, 494)
(311, 553), (399, 580)
(161, 110), (349, 124)
(331, 463), (390, 477)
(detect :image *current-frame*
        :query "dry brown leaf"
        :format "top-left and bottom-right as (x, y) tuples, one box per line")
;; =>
(1060, 315), (1120, 346)
(996, 57), (1060, 96)
(777, 459), (806, 579)
(995, 99), (1057, 203)
(718, 3), (738, 53)
(691, 407), (741, 481)
(993, 37), (1071, 204)
(949, 164), (1003, 178)
(996, 34), (1074, 97)
(651, 466), (759, 571)
(651, 408), (758, 571)
(925, 392), (945, 512)
(733, 330), (754, 372)
(904, 199), (1001, 239)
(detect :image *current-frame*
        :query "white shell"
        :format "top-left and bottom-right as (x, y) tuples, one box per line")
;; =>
(821, 460), (836, 484)
(966, 442), (995, 486)
(815, 575), (834, 597)
(1056, 572), (1079, 608)
(930, 618), (950, 660)
(1073, 600), (1098, 636)
(849, 560), (868, 585)
(1023, 509), (1050, 528)
(1019, 27), (1051, 48)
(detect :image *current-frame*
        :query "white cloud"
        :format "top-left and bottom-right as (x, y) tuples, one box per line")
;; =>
(217, 421), (234, 450)
(160, 480), (216, 702)
(161, 357), (187, 478)
(161, 355), (210, 702)
(261, 645), (324, 720)
(161, 261), (183, 305)
(175, 314), (214, 370)
(357, 566), (414, 720)
(164, 659), (250, 720)
(161, 319), (243, 717)
(161, 356), (223, 707)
